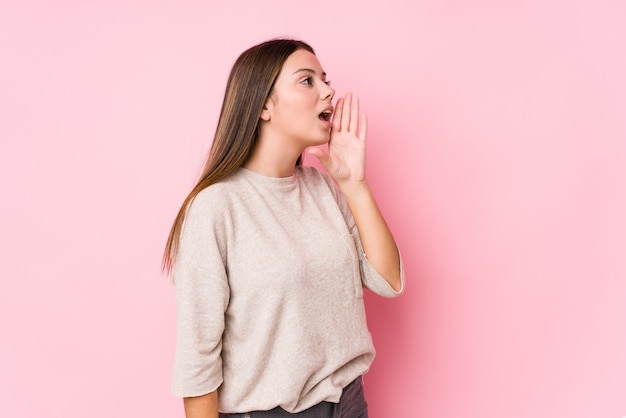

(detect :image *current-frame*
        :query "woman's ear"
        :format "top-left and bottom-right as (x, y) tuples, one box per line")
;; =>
(260, 97), (273, 121)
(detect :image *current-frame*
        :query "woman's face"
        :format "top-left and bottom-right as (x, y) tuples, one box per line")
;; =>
(261, 49), (336, 149)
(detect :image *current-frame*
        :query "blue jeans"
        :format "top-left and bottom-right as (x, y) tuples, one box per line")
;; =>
(219, 376), (368, 418)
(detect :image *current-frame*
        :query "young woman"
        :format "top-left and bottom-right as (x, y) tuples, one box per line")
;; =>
(163, 38), (405, 418)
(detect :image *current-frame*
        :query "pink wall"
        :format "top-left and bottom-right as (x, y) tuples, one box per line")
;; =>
(1, 1), (625, 417)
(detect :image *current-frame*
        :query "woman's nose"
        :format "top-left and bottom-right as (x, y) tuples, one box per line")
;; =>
(323, 85), (335, 100)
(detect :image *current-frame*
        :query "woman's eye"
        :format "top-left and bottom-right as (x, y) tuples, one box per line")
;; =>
(324, 80), (331, 86)
(302, 77), (312, 85)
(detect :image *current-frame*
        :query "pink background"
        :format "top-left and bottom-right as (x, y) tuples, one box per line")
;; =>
(1, 1), (625, 417)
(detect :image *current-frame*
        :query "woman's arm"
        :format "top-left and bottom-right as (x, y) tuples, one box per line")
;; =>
(183, 391), (219, 418)
(309, 93), (402, 291)
(338, 181), (402, 291)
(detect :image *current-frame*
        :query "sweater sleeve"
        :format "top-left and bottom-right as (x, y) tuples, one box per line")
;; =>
(170, 191), (230, 397)
(317, 169), (405, 298)
(353, 228), (406, 297)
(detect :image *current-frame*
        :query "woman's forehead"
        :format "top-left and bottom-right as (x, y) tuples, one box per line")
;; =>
(281, 49), (324, 76)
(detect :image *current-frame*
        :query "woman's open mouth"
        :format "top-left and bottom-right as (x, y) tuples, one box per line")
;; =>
(319, 109), (332, 122)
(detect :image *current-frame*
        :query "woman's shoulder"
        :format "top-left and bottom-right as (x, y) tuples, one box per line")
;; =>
(296, 165), (340, 200)
(188, 171), (245, 212)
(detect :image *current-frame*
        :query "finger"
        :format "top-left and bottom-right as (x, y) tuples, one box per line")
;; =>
(349, 96), (360, 134)
(332, 98), (344, 132)
(341, 93), (352, 132)
(359, 112), (368, 142)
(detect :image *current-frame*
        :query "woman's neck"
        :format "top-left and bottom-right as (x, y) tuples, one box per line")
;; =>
(244, 132), (303, 178)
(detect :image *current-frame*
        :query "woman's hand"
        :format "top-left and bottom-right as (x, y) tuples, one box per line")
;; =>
(308, 93), (367, 185)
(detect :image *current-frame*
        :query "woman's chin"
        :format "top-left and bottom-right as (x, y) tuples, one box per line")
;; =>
(313, 133), (331, 145)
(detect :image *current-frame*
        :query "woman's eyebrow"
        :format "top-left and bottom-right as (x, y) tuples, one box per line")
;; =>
(291, 68), (327, 77)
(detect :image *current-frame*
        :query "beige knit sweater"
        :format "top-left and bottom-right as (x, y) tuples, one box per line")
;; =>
(171, 166), (404, 413)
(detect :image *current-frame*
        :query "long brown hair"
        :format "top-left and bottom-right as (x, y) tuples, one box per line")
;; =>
(162, 39), (315, 273)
